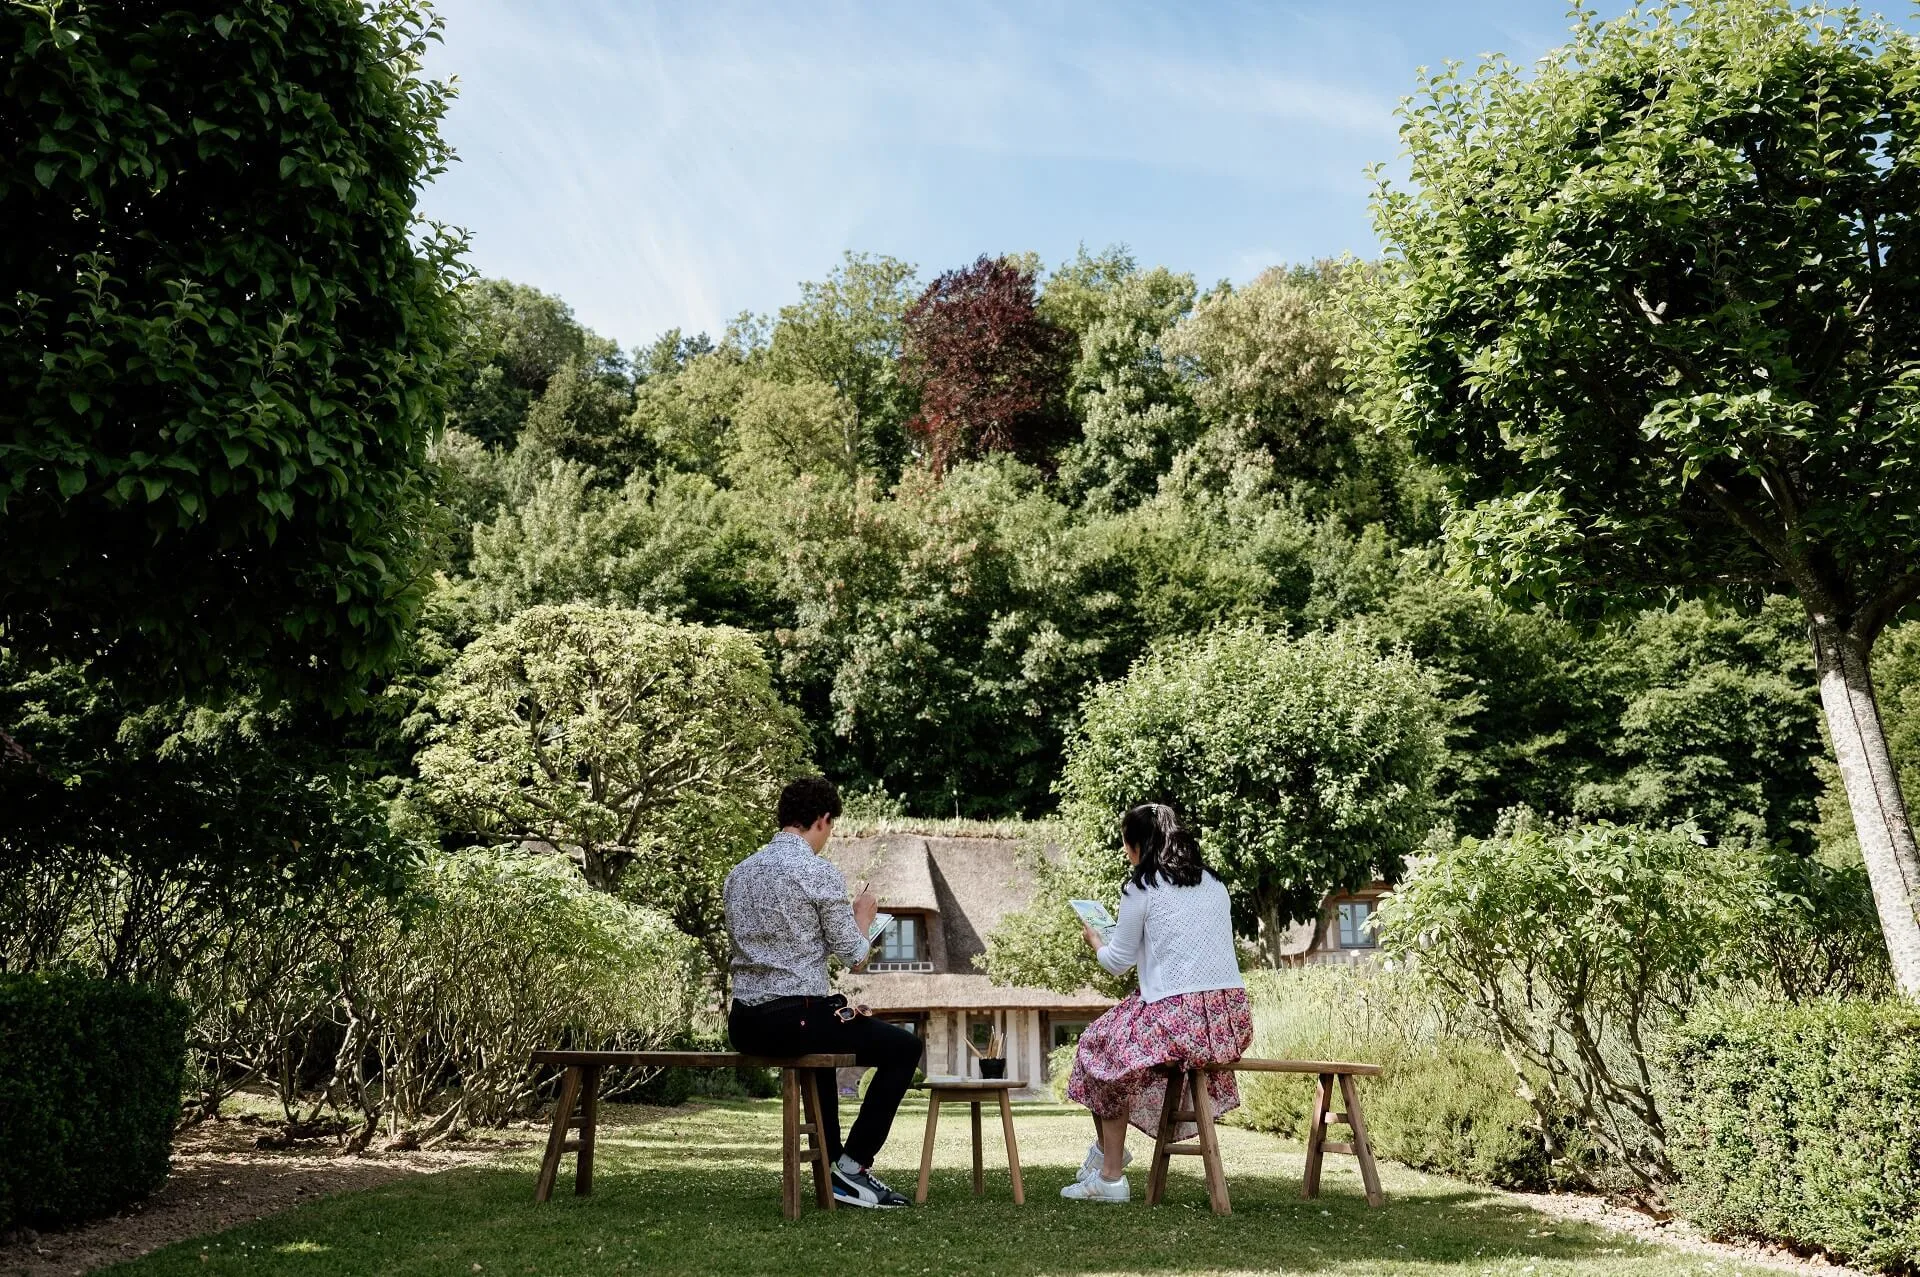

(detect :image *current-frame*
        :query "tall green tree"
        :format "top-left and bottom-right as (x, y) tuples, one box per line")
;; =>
(1041, 247), (1199, 512)
(764, 252), (920, 478)
(1366, 0), (1920, 993)
(1, 0), (464, 704)
(1167, 262), (1410, 529)
(415, 606), (806, 957)
(447, 280), (609, 447)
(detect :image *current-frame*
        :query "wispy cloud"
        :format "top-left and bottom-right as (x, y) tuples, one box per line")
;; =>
(421, 0), (1593, 347)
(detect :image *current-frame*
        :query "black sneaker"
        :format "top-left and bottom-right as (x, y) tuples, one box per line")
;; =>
(831, 1164), (909, 1209)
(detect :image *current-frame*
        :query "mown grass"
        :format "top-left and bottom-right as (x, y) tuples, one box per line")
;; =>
(107, 1098), (1798, 1276)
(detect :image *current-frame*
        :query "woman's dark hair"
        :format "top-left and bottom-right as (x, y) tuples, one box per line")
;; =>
(777, 776), (843, 830)
(1121, 802), (1208, 889)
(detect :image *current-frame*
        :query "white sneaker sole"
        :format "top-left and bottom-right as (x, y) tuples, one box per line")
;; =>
(832, 1189), (905, 1209)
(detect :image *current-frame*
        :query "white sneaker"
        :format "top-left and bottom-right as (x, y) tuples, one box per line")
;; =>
(1061, 1173), (1129, 1202)
(1077, 1141), (1134, 1182)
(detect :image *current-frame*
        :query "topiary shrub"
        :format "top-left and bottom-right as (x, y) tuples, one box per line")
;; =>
(0, 972), (187, 1231)
(1661, 999), (1920, 1273)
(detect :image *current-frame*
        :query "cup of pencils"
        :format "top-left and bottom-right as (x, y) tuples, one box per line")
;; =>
(969, 1026), (1008, 1079)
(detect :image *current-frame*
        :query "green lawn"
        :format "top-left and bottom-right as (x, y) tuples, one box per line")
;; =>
(107, 1098), (1793, 1276)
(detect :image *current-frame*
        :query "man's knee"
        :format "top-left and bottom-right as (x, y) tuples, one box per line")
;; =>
(872, 1021), (923, 1070)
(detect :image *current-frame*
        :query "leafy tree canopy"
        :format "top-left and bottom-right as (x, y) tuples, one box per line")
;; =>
(415, 605), (807, 959)
(1363, 0), (1920, 992)
(1057, 624), (1444, 964)
(1, 0), (464, 704)
(764, 252), (920, 479)
(903, 255), (1073, 470)
(1042, 246), (1200, 512)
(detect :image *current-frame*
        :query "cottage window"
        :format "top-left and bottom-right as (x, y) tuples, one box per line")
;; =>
(1336, 900), (1377, 949)
(1050, 1019), (1090, 1049)
(879, 915), (921, 963)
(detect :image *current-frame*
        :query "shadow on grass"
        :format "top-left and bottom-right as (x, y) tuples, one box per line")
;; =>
(108, 1104), (1666, 1277)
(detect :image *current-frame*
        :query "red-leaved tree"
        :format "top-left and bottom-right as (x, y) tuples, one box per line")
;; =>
(901, 255), (1072, 470)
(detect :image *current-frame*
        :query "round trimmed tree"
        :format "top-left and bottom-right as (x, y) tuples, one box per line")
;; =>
(1057, 625), (1443, 966)
(415, 605), (808, 962)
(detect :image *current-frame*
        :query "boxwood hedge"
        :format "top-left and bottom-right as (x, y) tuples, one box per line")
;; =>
(1662, 999), (1920, 1273)
(0, 973), (187, 1231)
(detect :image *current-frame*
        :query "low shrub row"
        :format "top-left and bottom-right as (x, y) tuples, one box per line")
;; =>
(1662, 999), (1920, 1274)
(0, 972), (187, 1231)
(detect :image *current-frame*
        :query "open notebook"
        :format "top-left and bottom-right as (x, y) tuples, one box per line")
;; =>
(1070, 898), (1116, 944)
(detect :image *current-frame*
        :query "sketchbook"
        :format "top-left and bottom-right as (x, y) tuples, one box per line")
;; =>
(1069, 898), (1116, 944)
(865, 911), (895, 948)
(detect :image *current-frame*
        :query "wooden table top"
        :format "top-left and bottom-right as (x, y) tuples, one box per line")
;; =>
(916, 1076), (1025, 1091)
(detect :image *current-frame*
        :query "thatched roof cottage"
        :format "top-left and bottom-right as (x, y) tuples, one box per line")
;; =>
(824, 833), (1113, 1094)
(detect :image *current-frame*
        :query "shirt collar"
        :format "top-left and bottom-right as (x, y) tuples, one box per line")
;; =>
(769, 831), (813, 855)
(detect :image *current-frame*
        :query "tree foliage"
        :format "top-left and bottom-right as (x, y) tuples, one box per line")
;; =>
(1058, 625), (1444, 962)
(1, 0), (465, 702)
(764, 252), (919, 478)
(447, 279), (610, 447)
(1042, 247), (1199, 511)
(1365, 0), (1920, 992)
(415, 605), (807, 956)
(903, 255), (1072, 469)
(0, 658), (411, 983)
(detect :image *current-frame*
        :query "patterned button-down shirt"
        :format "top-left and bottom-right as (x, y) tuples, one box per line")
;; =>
(723, 832), (870, 1005)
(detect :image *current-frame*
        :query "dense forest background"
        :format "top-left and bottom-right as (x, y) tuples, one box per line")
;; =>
(419, 248), (1884, 851)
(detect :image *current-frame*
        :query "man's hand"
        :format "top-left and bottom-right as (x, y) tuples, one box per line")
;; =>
(852, 880), (879, 938)
(1083, 923), (1106, 953)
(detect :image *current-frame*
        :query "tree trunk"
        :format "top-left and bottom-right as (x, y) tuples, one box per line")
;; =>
(1810, 620), (1920, 998)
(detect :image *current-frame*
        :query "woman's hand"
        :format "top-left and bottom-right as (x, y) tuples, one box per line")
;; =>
(1082, 923), (1106, 953)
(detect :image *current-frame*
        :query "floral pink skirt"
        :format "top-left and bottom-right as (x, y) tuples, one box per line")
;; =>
(1067, 987), (1253, 1136)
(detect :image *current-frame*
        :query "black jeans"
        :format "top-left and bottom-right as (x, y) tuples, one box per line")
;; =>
(728, 995), (923, 1168)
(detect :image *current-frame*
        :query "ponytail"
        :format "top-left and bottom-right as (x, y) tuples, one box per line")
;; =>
(1121, 802), (1208, 890)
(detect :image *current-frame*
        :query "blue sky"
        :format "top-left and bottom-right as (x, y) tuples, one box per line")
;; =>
(422, 1), (1602, 351)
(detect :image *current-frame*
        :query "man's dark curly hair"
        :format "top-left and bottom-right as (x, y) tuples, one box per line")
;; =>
(777, 775), (842, 831)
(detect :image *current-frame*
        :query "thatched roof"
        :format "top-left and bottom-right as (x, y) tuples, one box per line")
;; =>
(823, 834), (940, 912)
(840, 971), (1114, 1012)
(823, 832), (1114, 1014)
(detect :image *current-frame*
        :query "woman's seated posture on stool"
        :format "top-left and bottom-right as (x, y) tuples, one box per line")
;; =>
(1062, 803), (1250, 1202)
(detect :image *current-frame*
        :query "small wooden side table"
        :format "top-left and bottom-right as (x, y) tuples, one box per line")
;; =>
(912, 1077), (1025, 1205)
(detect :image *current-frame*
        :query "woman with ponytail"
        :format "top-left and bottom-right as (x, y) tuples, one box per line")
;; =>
(1060, 803), (1250, 1203)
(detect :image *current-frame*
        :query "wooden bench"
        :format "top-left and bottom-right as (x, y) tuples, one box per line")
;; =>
(529, 1049), (856, 1219)
(1147, 1058), (1383, 1216)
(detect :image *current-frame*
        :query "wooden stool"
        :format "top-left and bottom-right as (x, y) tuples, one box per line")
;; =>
(1145, 1058), (1384, 1215)
(912, 1077), (1025, 1204)
(530, 1049), (855, 1219)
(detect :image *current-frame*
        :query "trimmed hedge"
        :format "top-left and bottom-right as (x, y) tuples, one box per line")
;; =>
(1662, 999), (1920, 1273)
(0, 973), (188, 1231)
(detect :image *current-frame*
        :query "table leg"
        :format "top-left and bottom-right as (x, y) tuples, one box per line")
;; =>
(916, 1091), (942, 1204)
(997, 1089), (1024, 1205)
(1302, 1072), (1333, 1200)
(970, 1101), (984, 1196)
(535, 1066), (583, 1203)
(575, 1065), (601, 1197)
